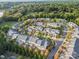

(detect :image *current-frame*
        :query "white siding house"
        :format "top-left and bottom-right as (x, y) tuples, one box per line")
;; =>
(16, 35), (28, 45)
(43, 28), (60, 38)
(7, 29), (18, 37)
(47, 22), (61, 28)
(12, 34), (19, 39)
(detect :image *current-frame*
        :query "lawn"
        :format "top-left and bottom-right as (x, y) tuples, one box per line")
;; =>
(0, 21), (17, 28)
(2, 51), (31, 59)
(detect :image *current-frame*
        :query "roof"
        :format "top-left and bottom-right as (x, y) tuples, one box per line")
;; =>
(51, 29), (60, 34)
(28, 26), (43, 32)
(47, 22), (61, 27)
(10, 33), (50, 50)
(68, 22), (78, 28)
(12, 34), (19, 39)
(44, 28), (60, 35)
(17, 35), (28, 43)
(7, 29), (18, 36)
(35, 22), (43, 26)
(43, 40), (49, 48)
(12, 22), (23, 29)
(36, 39), (42, 46)
(12, 23), (20, 29)
(27, 36), (50, 50)
(28, 36), (39, 43)
(35, 39), (50, 50)
(35, 26), (43, 31)
(27, 26), (33, 32)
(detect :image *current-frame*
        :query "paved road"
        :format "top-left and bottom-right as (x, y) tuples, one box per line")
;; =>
(72, 38), (79, 59)
(74, 38), (79, 54)
(73, 27), (79, 56)
(47, 41), (62, 59)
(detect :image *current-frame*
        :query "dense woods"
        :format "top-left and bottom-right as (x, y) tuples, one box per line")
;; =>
(2, 2), (79, 25)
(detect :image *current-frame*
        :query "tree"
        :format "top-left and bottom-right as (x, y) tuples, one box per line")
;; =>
(75, 18), (79, 25)
(1, 25), (9, 33)
(17, 56), (24, 59)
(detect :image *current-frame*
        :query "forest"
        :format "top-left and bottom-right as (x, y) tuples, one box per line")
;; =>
(1, 2), (79, 25)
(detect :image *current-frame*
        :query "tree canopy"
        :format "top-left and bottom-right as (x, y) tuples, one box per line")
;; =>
(1, 2), (79, 25)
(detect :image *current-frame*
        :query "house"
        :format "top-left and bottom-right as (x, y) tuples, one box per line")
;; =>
(35, 26), (43, 31)
(27, 26), (36, 33)
(27, 27), (32, 32)
(12, 23), (19, 30)
(50, 29), (60, 38)
(12, 22), (23, 30)
(12, 34), (19, 39)
(32, 18), (37, 20)
(51, 29), (60, 34)
(28, 36), (39, 44)
(67, 22), (78, 32)
(36, 39), (50, 50)
(15, 35), (50, 50)
(45, 18), (50, 21)
(27, 26), (43, 34)
(43, 28), (60, 37)
(47, 22), (61, 28)
(7, 29), (18, 37)
(67, 22), (78, 28)
(27, 19), (31, 21)
(35, 22), (44, 26)
(16, 35), (28, 45)
(28, 36), (50, 50)
(36, 39), (44, 50)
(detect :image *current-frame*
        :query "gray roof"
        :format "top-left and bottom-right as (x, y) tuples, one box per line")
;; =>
(12, 22), (23, 29)
(36, 39), (42, 46)
(43, 40), (49, 48)
(35, 26), (43, 31)
(7, 29), (18, 36)
(12, 34), (19, 39)
(68, 22), (78, 28)
(12, 34), (50, 50)
(28, 36), (50, 49)
(36, 39), (50, 49)
(16, 35), (28, 44)
(29, 36), (39, 43)
(44, 28), (60, 35)
(35, 22), (43, 26)
(47, 22), (61, 27)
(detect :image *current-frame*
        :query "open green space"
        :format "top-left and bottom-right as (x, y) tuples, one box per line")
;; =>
(0, 21), (17, 27)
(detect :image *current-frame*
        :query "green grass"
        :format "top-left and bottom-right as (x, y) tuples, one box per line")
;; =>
(3, 51), (31, 59)
(0, 21), (17, 28)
